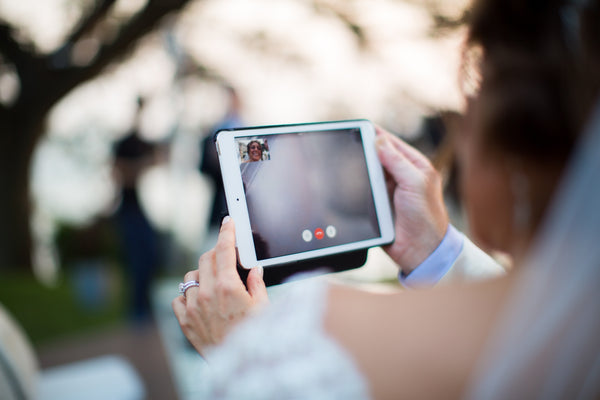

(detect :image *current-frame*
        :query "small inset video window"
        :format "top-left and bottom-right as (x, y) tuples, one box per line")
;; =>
(237, 137), (270, 163)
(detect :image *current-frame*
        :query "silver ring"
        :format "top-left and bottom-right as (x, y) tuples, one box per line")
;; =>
(178, 280), (199, 298)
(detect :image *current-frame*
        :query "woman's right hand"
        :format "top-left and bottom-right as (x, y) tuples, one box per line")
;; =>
(375, 126), (449, 275)
(172, 217), (268, 356)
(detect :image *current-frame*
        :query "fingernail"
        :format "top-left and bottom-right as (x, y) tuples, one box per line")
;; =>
(254, 265), (263, 278)
(375, 135), (388, 151)
(222, 215), (231, 225)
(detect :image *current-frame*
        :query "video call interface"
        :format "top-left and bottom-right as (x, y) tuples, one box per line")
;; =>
(237, 128), (380, 261)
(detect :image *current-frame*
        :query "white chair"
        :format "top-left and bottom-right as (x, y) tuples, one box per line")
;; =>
(0, 304), (145, 400)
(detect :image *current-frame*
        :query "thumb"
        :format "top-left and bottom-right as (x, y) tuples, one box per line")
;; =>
(247, 265), (269, 306)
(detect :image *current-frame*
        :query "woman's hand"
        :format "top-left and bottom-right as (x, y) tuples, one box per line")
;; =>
(172, 217), (269, 356)
(375, 126), (449, 274)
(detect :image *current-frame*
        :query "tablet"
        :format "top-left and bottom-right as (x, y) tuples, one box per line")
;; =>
(216, 119), (394, 269)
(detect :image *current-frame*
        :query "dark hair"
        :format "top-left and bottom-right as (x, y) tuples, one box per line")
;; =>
(464, 0), (600, 163)
(246, 140), (262, 154)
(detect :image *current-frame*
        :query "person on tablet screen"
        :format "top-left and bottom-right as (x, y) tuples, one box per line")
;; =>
(173, 0), (600, 397)
(243, 140), (264, 163)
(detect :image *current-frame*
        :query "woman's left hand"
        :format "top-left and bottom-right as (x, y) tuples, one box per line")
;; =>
(172, 217), (269, 356)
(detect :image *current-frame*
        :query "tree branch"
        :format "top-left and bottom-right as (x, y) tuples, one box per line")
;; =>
(0, 22), (36, 73)
(429, 9), (469, 37)
(46, 0), (194, 104)
(63, 0), (118, 46)
(311, 1), (368, 48)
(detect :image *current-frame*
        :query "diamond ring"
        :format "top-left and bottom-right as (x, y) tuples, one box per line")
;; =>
(178, 280), (199, 298)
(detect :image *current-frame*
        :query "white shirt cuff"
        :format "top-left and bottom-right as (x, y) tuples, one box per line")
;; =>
(398, 224), (464, 289)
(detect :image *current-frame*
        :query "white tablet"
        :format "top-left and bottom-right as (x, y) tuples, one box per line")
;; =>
(216, 120), (394, 269)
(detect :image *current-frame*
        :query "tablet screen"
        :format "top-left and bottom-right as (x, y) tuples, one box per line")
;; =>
(236, 128), (380, 261)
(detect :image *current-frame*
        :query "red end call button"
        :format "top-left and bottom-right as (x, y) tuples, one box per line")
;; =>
(314, 228), (325, 240)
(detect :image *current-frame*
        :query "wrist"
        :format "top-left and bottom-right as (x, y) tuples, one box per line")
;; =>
(391, 223), (449, 275)
(398, 224), (464, 288)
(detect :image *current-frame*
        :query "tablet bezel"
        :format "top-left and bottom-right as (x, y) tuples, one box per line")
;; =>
(216, 119), (394, 269)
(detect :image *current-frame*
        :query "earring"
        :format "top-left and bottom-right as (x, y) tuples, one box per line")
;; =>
(511, 172), (531, 232)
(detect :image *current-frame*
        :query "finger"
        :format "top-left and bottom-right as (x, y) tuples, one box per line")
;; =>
(376, 133), (422, 187)
(197, 249), (216, 300)
(375, 125), (433, 172)
(382, 169), (397, 217)
(172, 296), (209, 356)
(389, 135), (433, 172)
(183, 270), (199, 283)
(181, 270), (200, 301)
(246, 266), (269, 306)
(172, 296), (187, 323)
(215, 216), (244, 285)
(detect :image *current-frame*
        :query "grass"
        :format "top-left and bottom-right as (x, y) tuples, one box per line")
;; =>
(0, 266), (126, 346)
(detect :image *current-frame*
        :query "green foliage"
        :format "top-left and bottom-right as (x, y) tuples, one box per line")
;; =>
(55, 217), (122, 270)
(0, 268), (125, 346)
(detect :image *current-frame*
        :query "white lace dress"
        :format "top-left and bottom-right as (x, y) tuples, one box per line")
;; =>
(195, 278), (370, 399)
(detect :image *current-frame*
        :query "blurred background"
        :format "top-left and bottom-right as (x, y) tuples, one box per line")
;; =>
(0, 0), (471, 398)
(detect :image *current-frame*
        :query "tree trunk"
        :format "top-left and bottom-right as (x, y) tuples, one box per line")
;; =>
(0, 0), (195, 271)
(0, 112), (44, 271)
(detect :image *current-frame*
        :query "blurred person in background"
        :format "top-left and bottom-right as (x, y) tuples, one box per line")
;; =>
(173, 0), (600, 398)
(200, 85), (245, 230)
(112, 97), (162, 324)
